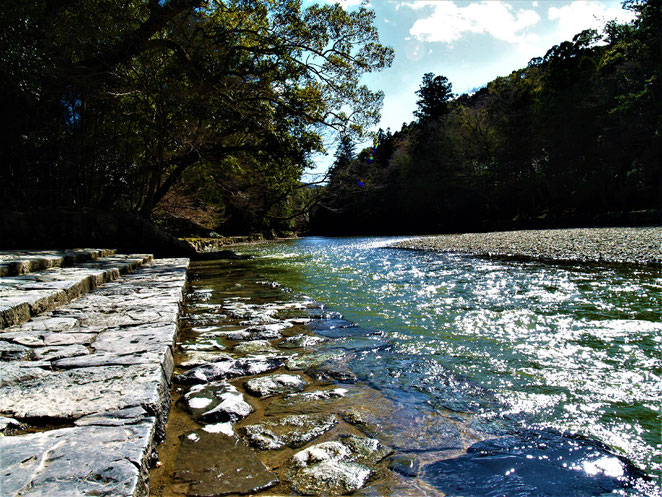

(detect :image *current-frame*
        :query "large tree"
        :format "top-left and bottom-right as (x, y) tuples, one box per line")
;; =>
(0, 0), (393, 222)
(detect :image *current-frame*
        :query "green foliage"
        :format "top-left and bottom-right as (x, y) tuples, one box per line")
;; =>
(313, 3), (660, 235)
(0, 0), (393, 234)
(414, 73), (454, 122)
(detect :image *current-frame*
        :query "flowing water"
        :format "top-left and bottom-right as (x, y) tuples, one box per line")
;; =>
(153, 236), (661, 496)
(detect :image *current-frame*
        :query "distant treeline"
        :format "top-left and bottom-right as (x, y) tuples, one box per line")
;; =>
(311, 0), (661, 235)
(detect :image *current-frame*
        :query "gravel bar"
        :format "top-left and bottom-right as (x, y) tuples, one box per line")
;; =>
(394, 227), (662, 267)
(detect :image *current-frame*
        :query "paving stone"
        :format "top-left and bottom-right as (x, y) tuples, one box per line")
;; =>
(92, 322), (178, 354)
(0, 254), (153, 329)
(32, 344), (89, 361)
(0, 363), (169, 422)
(0, 340), (33, 360)
(0, 421), (155, 497)
(43, 332), (96, 345)
(0, 362), (51, 388)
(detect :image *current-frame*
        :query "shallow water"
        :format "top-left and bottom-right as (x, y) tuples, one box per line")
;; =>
(235, 237), (661, 491)
(152, 236), (661, 496)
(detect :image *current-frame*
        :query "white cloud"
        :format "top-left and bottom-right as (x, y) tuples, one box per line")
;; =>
(406, 1), (541, 44)
(548, 1), (636, 41)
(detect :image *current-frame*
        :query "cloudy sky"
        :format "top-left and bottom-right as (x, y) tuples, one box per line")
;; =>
(305, 0), (635, 179)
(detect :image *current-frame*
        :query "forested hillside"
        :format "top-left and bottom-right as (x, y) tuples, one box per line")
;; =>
(0, 0), (392, 235)
(312, 0), (661, 235)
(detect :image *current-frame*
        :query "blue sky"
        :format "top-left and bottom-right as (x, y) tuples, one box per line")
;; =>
(304, 0), (635, 180)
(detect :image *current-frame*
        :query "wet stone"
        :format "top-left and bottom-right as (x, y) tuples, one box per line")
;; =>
(308, 362), (358, 383)
(216, 324), (285, 341)
(279, 334), (327, 349)
(179, 350), (234, 368)
(388, 454), (421, 477)
(182, 381), (254, 423)
(233, 339), (279, 356)
(244, 373), (308, 398)
(243, 413), (338, 450)
(266, 388), (348, 416)
(285, 351), (341, 371)
(174, 429), (278, 496)
(181, 339), (226, 352)
(174, 357), (283, 384)
(289, 437), (386, 495)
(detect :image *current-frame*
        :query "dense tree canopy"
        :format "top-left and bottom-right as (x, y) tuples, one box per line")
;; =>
(0, 0), (393, 233)
(312, 0), (661, 235)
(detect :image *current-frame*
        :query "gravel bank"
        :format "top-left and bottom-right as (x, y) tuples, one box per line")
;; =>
(394, 227), (662, 267)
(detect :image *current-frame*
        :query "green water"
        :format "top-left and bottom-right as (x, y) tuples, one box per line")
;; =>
(233, 236), (661, 482)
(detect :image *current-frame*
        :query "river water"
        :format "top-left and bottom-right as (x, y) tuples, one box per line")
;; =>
(233, 236), (661, 493)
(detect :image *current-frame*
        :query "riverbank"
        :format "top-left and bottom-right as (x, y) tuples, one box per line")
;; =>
(394, 227), (662, 267)
(0, 252), (189, 496)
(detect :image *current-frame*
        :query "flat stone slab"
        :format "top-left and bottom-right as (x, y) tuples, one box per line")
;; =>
(243, 413), (337, 450)
(1, 420), (155, 497)
(174, 429), (279, 496)
(0, 363), (169, 421)
(0, 248), (116, 277)
(0, 254), (153, 329)
(0, 257), (190, 497)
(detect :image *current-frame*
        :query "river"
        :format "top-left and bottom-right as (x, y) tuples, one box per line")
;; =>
(154, 236), (661, 496)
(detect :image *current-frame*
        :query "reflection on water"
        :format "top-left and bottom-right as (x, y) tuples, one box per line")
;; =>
(235, 236), (661, 490)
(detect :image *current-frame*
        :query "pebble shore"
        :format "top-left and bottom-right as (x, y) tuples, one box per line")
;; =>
(394, 227), (662, 267)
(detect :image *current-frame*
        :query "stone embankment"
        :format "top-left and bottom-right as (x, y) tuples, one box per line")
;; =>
(0, 249), (188, 497)
(394, 227), (662, 267)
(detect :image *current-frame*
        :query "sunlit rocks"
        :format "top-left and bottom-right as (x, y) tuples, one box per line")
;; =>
(279, 334), (326, 349)
(233, 339), (279, 356)
(174, 357), (283, 384)
(182, 381), (254, 423)
(174, 429), (278, 496)
(285, 351), (340, 371)
(288, 435), (390, 495)
(244, 373), (307, 398)
(242, 413), (337, 450)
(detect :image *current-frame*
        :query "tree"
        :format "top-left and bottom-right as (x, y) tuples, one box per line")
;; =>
(414, 73), (454, 122)
(0, 0), (394, 230)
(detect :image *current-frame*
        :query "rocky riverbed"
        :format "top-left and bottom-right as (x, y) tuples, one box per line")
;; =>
(394, 227), (662, 266)
(148, 256), (653, 497)
(148, 261), (491, 497)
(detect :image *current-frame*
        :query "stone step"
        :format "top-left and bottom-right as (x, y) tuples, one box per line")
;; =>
(0, 248), (117, 277)
(0, 257), (189, 497)
(0, 253), (153, 329)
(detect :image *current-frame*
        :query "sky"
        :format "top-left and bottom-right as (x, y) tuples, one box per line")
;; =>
(304, 0), (636, 180)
